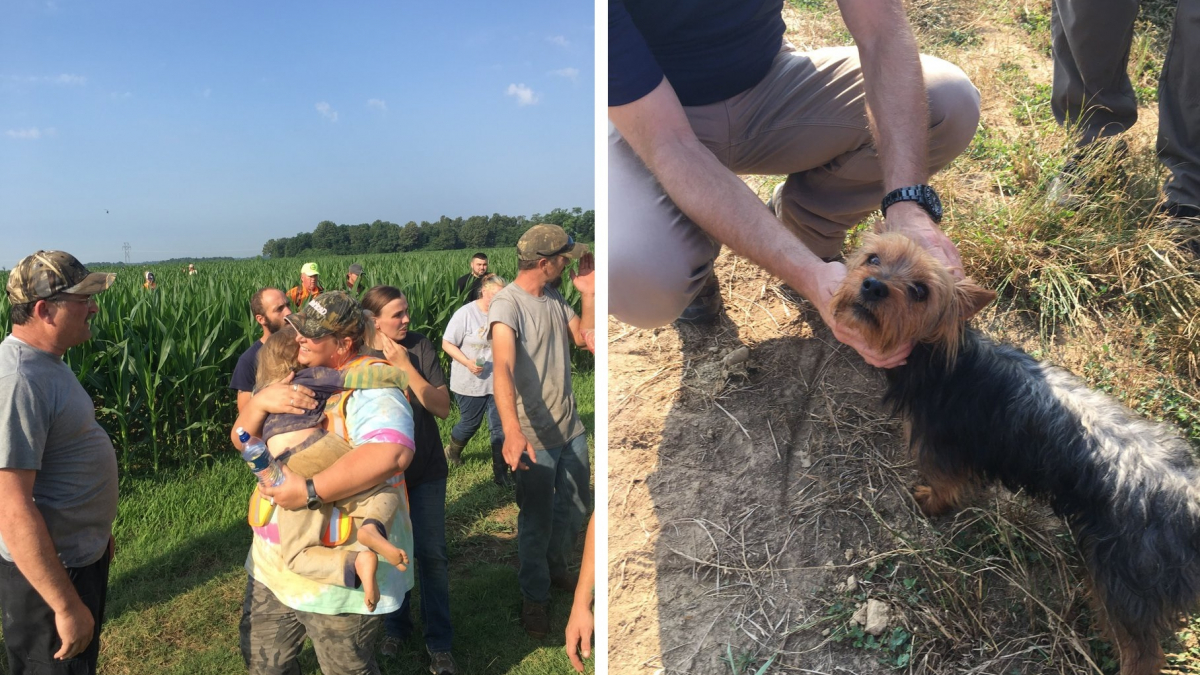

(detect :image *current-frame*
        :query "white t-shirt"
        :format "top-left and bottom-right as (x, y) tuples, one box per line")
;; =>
(442, 301), (492, 397)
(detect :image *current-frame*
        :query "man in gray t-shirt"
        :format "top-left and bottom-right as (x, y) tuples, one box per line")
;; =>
(490, 224), (595, 639)
(0, 250), (118, 674)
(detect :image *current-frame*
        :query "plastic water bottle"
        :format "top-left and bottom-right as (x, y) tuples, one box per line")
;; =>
(237, 427), (284, 487)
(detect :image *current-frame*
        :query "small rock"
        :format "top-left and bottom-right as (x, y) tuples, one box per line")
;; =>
(863, 599), (891, 636)
(850, 603), (869, 627)
(821, 628), (831, 637)
(844, 575), (858, 595)
(723, 345), (750, 366)
(844, 549), (854, 562)
(799, 453), (812, 468)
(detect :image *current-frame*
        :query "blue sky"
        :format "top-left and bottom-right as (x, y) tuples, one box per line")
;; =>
(0, 0), (595, 264)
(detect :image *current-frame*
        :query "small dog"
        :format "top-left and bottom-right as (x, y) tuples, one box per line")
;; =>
(831, 228), (1200, 675)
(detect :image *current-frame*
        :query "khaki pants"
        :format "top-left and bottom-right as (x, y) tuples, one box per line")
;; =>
(609, 44), (981, 329)
(277, 433), (401, 587)
(1051, 0), (1200, 209)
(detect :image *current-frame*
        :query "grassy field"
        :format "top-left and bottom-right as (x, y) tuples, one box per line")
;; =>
(0, 372), (594, 675)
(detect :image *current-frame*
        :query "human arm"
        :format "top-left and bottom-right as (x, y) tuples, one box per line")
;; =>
(236, 390), (252, 413)
(568, 253), (596, 350)
(0, 469), (95, 660)
(373, 334), (451, 419)
(490, 321), (536, 470)
(228, 373), (317, 447)
(441, 339), (484, 376)
(609, 79), (909, 367)
(835, 0), (963, 277)
(565, 513), (596, 671)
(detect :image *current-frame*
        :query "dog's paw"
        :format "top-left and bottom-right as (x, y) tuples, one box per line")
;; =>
(913, 485), (952, 517)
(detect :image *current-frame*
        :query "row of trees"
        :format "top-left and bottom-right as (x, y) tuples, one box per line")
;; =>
(261, 207), (594, 258)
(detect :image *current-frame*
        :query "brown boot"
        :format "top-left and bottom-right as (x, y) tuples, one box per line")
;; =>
(444, 438), (466, 466)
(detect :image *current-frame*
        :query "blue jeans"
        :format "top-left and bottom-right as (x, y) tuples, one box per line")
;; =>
(382, 478), (452, 652)
(515, 433), (591, 604)
(450, 393), (502, 445)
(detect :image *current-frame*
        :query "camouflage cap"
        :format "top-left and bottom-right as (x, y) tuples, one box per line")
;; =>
(516, 224), (588, 261)
(285, 290), (364, 340)
(6, 250), (115, 304)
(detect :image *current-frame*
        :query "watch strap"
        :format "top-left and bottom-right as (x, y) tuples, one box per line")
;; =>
(881, 184), (942, 223)
(305, 478), (322, 510)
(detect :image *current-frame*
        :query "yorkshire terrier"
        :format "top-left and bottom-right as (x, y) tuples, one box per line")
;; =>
(831, 228), (1200, 675)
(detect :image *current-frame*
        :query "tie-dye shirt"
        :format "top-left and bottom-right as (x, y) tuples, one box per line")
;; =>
(245, 384), (416, 615)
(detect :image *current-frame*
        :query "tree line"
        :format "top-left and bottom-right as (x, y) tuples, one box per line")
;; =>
(261, 207), (594, 258)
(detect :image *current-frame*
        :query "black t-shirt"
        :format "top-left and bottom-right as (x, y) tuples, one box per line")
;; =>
(608, 0), (785, 107)
(395, 331), (448, 488)
(229, 340), (264, 393)
(456, 273), (483, 302)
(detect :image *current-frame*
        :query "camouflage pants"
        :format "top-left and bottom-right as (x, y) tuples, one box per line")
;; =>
(240, 576), (382, 675)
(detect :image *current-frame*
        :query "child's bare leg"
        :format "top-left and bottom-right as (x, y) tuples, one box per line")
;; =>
(353, 551), (379, 612)
(357, 519), (409, 571)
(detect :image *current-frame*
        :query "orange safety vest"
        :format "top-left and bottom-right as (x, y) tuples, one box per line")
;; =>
(286, 284), (322, 308)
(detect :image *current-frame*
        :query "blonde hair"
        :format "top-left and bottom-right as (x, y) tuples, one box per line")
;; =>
(480, 274), (506, 292)
(254, 325), (300, 393)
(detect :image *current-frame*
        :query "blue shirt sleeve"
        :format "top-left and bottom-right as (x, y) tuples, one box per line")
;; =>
(609, 0), (665, 106)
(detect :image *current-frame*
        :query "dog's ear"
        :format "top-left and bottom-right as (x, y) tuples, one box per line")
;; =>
(954, 278), (996, 322)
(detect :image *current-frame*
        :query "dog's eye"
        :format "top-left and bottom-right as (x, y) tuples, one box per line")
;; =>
(908, 283), (929, 302)
(866, 254), (880, 266)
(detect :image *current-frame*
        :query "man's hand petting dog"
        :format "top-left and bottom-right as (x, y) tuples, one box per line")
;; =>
(812, 260), (913, 369)
(883, 202), (965, 281)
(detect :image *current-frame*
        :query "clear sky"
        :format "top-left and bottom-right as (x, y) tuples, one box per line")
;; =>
(0, 0), (595, 264)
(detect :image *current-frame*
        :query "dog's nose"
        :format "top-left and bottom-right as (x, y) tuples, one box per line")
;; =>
(861, 277), (888, 300)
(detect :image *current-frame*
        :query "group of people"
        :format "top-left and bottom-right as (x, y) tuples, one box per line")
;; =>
(0, 222), (595, 675)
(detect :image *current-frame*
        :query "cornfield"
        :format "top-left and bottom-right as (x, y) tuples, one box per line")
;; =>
(0, 248), (594, 470)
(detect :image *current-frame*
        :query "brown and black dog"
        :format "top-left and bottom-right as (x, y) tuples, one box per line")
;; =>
(830, 228), (1200, 675)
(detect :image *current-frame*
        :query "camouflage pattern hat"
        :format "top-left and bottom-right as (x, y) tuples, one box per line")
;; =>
(516, 224), (588, 261)
(285, 290), (364, 339)
(6, 250), (115, 304)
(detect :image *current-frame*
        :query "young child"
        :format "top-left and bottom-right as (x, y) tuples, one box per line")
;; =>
(251, 325), (410, 611)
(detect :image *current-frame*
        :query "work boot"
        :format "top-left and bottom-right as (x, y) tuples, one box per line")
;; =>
(521, 600), (550, 639)
(676, 272), (723, 325)
(1046, 137), (1129, 209)
(444, 438), (466, 467)
(428, 649), (457, 675)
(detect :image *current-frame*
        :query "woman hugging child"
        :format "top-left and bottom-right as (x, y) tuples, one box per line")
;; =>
(251, 324), (410, 611)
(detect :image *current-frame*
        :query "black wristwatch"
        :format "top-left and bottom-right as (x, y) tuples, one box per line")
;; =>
(305, 478), (323, 511)
(881, 184), (943, 223)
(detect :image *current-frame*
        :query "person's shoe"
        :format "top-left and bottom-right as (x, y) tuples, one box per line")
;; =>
(428, 650), (458, 675)
(1046, 138), (1129, 209)
(379, 634), (404, 658)
(1160, 203), (1200, 259)
(444, 440), (465, 467)
(521, 600), (550, 639)
(493, 471), (514, 487)
(550, 571), (579, 592)
(766, 180), (785, 216)
(676, 272), (723, 325)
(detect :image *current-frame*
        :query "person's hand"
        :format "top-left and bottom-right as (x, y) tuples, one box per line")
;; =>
(502, 429), (536, 471)
(570, 252), (596, 295)
(53, 600), (94, 660)
(811, 261), (913, 368)
(466, 361), (484, 376)
(565, 601), (594, 672)
(258, 463), (307, 510)
(883, 205), (965, 280)
(253, 374), (317, 415)
(374, 332), (410, 368)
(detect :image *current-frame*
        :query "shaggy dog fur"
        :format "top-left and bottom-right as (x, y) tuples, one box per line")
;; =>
(830, 229), (1200, 675)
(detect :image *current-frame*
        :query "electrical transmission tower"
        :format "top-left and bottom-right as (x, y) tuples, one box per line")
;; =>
(123, 242), (131, 264)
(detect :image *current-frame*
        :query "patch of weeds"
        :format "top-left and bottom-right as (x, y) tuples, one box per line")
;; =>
(788, 0), (829, 12)
(829, 622), (914, 670)
(1015, 3), (1053, 55)
(1011, 83), (1054, 126)
(720, 645), (776, 675)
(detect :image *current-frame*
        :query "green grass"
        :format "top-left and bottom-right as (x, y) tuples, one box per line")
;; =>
(0, 371), (595, 675)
